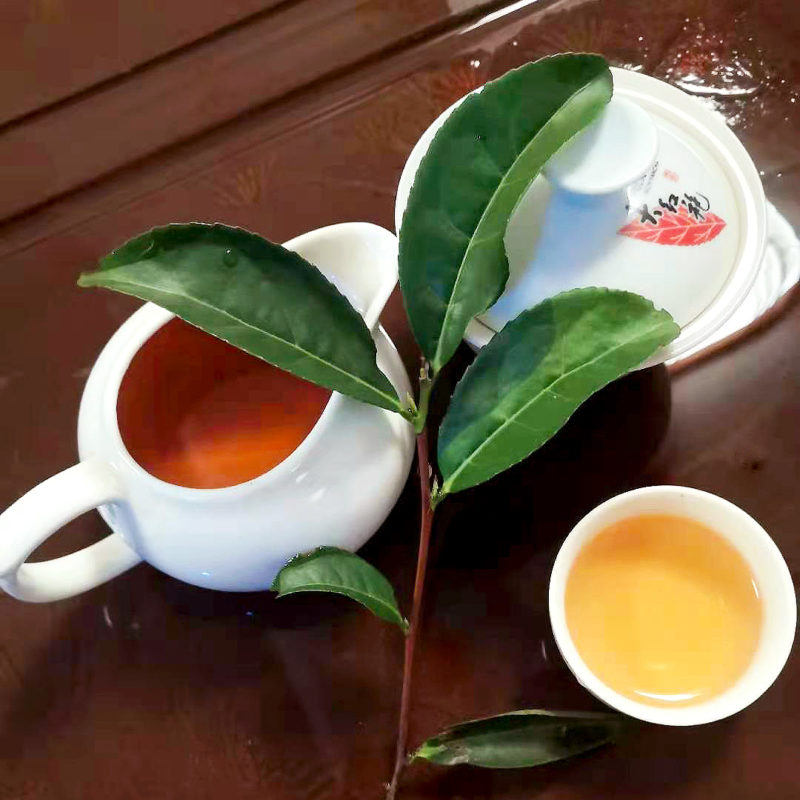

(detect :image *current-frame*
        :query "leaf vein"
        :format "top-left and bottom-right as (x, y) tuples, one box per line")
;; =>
(92, 276), (402, 410)
(443, 320), (670, 491)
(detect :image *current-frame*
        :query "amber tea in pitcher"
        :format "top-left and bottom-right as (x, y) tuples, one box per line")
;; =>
(117, 318), (330, 489)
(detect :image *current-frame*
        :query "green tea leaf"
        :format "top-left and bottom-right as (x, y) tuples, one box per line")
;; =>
(438, 288), (679, 495)
(272, 547), (408, 632)
(399, 54), (612, 374)
(78, 223), (406, 414)
(413, 709), (626, 768)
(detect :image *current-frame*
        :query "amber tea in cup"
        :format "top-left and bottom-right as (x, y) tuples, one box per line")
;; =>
(565, 513), (763, 708)
(117, 318), (330, 489)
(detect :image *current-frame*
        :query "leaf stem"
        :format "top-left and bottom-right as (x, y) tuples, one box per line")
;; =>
(412, 364), (433, 434)
(387, 426), (436, 800)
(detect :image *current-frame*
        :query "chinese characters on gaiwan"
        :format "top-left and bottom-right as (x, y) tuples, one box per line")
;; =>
(619, 178), (727, 246)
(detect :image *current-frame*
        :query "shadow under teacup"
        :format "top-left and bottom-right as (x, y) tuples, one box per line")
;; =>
(549, 486), (796, 725)
(0, 223), (414, 603)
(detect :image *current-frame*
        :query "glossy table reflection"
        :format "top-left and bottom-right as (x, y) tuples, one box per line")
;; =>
(1, 0), (799, 797)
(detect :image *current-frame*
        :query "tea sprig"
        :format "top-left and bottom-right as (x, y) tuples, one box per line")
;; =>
(79, 54), (678, 799)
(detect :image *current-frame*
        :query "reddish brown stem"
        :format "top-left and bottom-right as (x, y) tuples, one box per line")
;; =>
(386, 428), (435, 800)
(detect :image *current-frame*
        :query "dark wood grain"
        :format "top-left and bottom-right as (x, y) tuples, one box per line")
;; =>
(0, 0), (504, 222)
(0, 0), (799, 798)
(0, 0), (285, 126)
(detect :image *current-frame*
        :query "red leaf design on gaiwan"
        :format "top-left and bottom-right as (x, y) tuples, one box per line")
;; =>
(618, 206), (726, 246)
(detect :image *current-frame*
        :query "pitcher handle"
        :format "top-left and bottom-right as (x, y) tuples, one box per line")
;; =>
(0, 459), (141, 602)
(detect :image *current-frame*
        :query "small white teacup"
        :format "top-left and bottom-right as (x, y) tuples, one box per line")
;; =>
(549, 485), (796, 725)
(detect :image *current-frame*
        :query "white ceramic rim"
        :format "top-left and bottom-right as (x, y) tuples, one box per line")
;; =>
(394, 67), (768, 366)
(96, 223), (399, 502)
(548, 486), (796, 726)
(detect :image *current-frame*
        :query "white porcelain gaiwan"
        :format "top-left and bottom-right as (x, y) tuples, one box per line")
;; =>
(0, 222), (415, 602)
(395, 67), (768, 366)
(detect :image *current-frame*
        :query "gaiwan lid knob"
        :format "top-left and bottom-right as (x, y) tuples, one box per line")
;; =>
(543, 96), (658, 196)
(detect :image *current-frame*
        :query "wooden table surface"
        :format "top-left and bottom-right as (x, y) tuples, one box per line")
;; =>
(1, 0), (799, 797)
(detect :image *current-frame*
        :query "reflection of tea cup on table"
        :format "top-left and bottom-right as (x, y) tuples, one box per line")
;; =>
(549, 486), (796, 725)
(0, 222), (414, 603)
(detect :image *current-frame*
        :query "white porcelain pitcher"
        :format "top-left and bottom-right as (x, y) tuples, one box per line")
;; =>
(0, 222), (415, 602)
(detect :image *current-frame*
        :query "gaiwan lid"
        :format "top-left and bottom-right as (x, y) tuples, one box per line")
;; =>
(394, 67), (767, 366)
